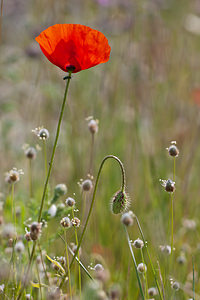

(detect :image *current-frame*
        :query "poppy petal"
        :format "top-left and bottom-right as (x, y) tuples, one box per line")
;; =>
(35, 24), (111, 73)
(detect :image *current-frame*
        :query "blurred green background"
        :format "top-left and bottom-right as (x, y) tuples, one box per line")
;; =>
(1, 0), (200, 299)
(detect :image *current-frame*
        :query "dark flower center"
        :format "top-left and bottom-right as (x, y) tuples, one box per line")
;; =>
(66, 65), (76, 72)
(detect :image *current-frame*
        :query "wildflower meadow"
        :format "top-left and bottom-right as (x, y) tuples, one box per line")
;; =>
(0, 0), (200, 299)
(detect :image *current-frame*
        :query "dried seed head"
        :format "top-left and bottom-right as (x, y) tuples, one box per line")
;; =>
(32, 126), (49, 140)
(71, 217), (80, 227)
(133, 238), (144, 249)
(54, 184), (67, 197)
(65, 197), (75, 207)
(39, 128), (49, 140)
(137, 263), (147, 274)
(24, 232), (31, 242)
(5, 168), (24, 184)
(30, 222), (42, 240)
(172, 281), (180, 291)
(25, 147), (37, 160)
(82, 179), (93, 192)
(160, 245), (171, 255)
(160, 179), (175, 193)
(60, 217), (71, 228)
(88, 119), (99, 134)
(182, 219), (196, 230)
(94, 264), (104, 272)
(57, 256), (66, 266)
(121, 212), (133, 226)
(148, 287), (158, 297)
(111, 190), (129, 214)
(96, 290), (107, 300)
(15, 241), (25, 253)
(2, 224), (16, 239)
(109, 284), (121, 300)
(167, 142), (179, 157)
(177, 254), (186, 265)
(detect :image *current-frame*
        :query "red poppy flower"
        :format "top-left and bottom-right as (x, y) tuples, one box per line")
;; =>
(35, 24), (111, 73)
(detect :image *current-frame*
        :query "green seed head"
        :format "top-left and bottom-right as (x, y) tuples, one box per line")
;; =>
(111, 190), (129, 214)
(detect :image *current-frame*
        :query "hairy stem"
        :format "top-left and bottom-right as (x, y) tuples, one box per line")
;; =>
(60, 155), (125, 288)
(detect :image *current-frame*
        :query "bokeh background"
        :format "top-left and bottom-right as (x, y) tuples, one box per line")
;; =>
(1, 0), (200, 299)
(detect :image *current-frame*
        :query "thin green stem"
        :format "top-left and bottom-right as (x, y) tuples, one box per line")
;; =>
(72, 209), (81, 299)
(17, 241), (36, 300)
(65, 230), (72, 300)
(193, 256), (195, 300)
(140, 248), (148, 299)
(36, 262), (42, 300)
(125, 227), (145, 300)
(17, 75), (72, 300)
(135, 215), (164, 300)
(43, 140), (47, 178)
(60, 155), (125, 288)
(38, 242), (49, 284)
(89, 133), (95, 175)
(29, 159), (33, 198)
(58, 233), (94, 281)
(170, 193), (173, 257)
(38, 74), (72, 222)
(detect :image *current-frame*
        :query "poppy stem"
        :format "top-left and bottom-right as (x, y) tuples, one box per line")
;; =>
(17, 73), (72, 300)
(38, 72), (72, 223)
(59, 155), (126, 289)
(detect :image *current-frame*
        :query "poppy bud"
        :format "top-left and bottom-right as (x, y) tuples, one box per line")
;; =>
(111, 190), (129, 214)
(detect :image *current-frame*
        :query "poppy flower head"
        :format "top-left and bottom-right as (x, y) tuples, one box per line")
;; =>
(35, 24), (111, 73)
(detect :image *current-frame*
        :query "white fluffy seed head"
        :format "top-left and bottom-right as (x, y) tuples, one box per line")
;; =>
(172, 281), (180, 291)
(121, 212), (133, 226)
(15, 241), (25, 253)
(133, 238), (144, 249)
(39, 128), (49, 140)
(48, 204), (57, 218)
(54, 184), (67, 197)
(160, 245), (171, 255)
(60, 217), (71, 228)
(65, 197), (75, 207)
(25, 147), (37, 159)
(88, 119), (99, 134)
(148, 287), (158, 296)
